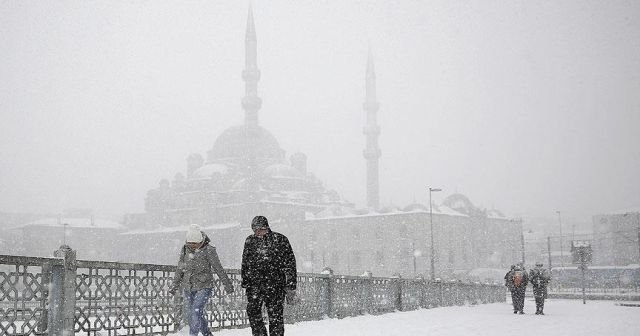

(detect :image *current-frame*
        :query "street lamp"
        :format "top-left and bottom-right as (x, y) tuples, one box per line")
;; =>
(429, 187), (442, 280)
(556, 211), (564, 267)
(623, 212), (640, 265)
(62, 223), (69, 245)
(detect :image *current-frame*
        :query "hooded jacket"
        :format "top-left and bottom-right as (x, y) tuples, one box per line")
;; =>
(171, 233), (233, 292)
(241, 228), (297, 290)
(529, 266), (551, 298)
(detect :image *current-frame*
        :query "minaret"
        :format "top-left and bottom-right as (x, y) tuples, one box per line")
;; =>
(242, 5), (262, 129)
(363, 49), (381, 209)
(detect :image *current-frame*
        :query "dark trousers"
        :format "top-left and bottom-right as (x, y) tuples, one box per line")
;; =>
(511, 287), (526, 312)
(510, 290), (517, 311)
(246, 286), (286, 336)
(535, 296), (545, 312)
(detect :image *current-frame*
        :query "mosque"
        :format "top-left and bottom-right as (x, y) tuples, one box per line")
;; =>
(133, 7), (521, 280)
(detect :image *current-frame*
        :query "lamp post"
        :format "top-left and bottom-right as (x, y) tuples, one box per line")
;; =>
(62, 223), (69, 245)
(429, 187), (442, 280)
(519, 218), (525, 265)
(556, 211), (564, 267)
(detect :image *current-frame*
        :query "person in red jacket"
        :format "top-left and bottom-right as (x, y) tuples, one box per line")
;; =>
(241, 216), (297, 336)
(509, 264), (529, 314)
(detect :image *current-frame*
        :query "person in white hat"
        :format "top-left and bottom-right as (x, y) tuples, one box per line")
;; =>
(169, 224), (234, 336)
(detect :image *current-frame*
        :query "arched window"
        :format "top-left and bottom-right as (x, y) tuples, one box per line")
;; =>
(352, 250), (361, 269)
(331, 252), (340, 266)
(351, 227), (360, 240)
(376, 250), (384, 266)
(399, 225), (408, 238)
(330, 229), (338, 241)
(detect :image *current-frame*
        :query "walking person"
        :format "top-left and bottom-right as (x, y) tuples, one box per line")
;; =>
(504, 265), (517, 313)
(169, 224), (234, 336)
(510, 264), (529, 314)
(529, 262), (551, 315)
(241, 216), (297, 336)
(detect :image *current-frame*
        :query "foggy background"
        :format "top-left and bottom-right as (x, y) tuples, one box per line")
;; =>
(1, 0), (639, 224)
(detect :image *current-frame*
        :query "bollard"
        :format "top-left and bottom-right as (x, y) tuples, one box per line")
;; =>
(391, 273), (403, 311)
(322, 267), (334, 318)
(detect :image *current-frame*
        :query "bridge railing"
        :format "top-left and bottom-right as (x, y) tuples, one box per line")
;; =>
(1, 248), (505, 336)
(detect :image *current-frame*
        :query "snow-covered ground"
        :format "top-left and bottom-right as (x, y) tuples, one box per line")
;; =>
(184, 299), (640, 336)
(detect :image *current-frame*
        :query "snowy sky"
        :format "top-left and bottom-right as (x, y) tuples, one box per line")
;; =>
(1, 0), (639, 222)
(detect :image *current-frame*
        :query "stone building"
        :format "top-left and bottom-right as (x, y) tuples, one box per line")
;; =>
(592, 210), (640, 266)
(126, 7), (521, 280)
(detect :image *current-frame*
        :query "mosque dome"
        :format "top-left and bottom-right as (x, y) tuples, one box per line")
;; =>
(208, 125), (284, 162)
(442, 193), (477, 216)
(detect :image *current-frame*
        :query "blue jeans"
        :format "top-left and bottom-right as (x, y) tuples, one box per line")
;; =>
(183, 288), (212, 336)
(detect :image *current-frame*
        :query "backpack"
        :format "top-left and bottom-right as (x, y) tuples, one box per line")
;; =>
(512, 270), (524, 287)
(531, 269), (547, 287)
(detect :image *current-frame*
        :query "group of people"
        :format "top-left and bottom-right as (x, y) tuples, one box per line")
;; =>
(504, 262), (551, 315)
(168, 215), (297, 336)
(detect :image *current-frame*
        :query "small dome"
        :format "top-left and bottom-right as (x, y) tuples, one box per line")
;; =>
(264, 163), (302, 179)
(442, 193), (477, 216)
(191, 163), (230, 179)
(230, 178), (248, 191)
(402, 203), (428, 212)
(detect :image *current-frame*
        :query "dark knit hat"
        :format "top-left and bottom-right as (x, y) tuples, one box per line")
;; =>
(251, 215), (269, 230)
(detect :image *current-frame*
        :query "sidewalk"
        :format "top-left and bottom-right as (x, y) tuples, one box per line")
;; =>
(181, 299), (640, 336)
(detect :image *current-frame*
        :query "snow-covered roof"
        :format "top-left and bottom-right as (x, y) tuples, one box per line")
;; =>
(436, 205), (469, 217)
(122, 222), (240, 235)
(599, 207), (640, 216)
(307, 204), (469, 221)
(16, 217), (123, 229)
(553, 265), (639, 270)
(486, 209), (506, 219)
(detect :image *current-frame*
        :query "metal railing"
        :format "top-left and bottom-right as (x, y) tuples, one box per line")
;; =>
(1, 248), (505, 336)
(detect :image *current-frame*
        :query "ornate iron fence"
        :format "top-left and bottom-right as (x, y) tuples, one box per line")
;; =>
(0, 256), (57, 336)
(1, 248), (505, 336)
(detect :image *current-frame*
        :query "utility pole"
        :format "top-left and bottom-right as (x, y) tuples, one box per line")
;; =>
(547, 236), (552, 271)
(519, 219), (525, 265)
(428, 187), (442, 280)
(557, 211), (564, 267)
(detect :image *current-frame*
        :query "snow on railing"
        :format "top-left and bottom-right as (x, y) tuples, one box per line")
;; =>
(1, 248), (504, 336)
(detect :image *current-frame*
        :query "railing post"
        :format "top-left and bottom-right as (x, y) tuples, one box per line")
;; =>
(417, 276), (426, 308)
(49, 245), (77, 336)
(392, 274), (402, 311)
(362, 271), (373, 314)
(40, 262), (52, 334)
(323, 267), (334, 318)
(437, 279), (444, 307)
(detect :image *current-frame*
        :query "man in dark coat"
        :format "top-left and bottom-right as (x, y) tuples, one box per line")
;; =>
(529, 262), (551, 315)
(510, 264), (529, 314)
(241, 216), (297, 336)
(504, 265), (516, 312)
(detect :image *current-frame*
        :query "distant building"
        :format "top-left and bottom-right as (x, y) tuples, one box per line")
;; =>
(592, 210), (640, 266)
(10, 214), (124, 260)
(118, 8), (524, 280)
